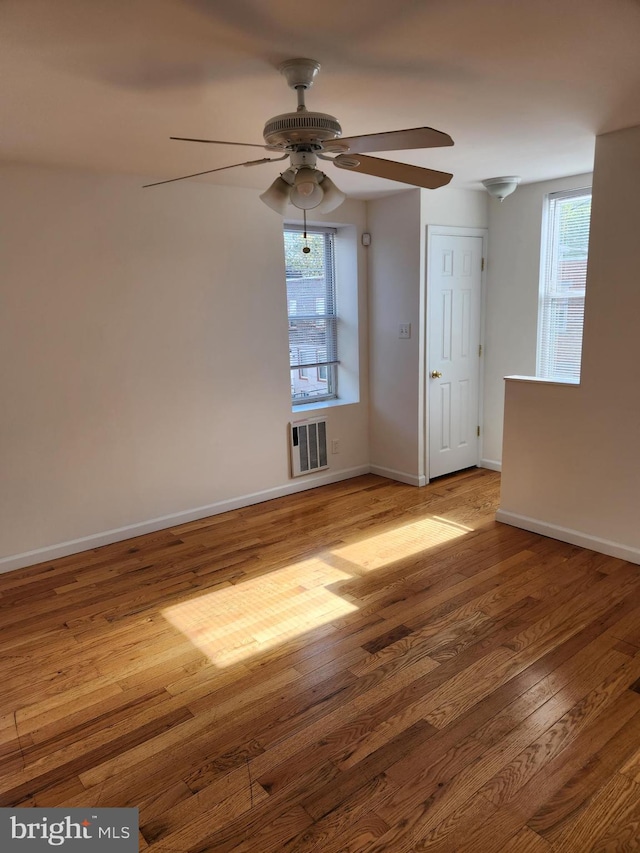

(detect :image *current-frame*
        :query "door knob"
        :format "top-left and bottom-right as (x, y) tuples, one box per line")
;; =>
(430, 370), (442, 379)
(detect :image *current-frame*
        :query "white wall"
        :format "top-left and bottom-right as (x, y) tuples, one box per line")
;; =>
(498, 125), (640, 563)
(421, 187), (488, 231)
(367, 189), (422, 482)
(482, 173), (592, 466)
(367, 186), (488, 484)
(0, 163), (369, 569)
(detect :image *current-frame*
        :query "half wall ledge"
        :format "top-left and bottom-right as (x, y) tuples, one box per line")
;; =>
(504, 374), (580, 387)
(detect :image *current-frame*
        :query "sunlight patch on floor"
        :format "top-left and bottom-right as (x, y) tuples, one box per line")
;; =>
(330, 515), (473, 572)
(162, 558), (356, 667)
(163, 516), (474, 667)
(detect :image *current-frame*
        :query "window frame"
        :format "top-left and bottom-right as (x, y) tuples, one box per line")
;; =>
(285, 225), (339, 406)
(537, 186), (592, 383)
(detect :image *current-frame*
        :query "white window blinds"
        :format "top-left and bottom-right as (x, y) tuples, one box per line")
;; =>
(537, 188), (591, 381)
(285, 227), (338, 403)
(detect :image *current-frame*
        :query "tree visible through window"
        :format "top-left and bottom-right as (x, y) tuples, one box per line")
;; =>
(285, 227), (338, 403)
(537, 188), (592, 381)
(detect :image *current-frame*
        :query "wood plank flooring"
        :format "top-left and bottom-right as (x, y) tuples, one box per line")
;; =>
(2, 468), (640, 851)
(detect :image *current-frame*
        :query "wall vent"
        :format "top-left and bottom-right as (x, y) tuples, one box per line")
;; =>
(290, 418), (329, 478)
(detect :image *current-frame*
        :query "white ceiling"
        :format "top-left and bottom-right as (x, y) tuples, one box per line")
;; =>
(2, 0), (640, 198)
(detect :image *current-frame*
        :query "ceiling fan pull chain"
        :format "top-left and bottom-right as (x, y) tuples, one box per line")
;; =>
(302, 210), (311, 254)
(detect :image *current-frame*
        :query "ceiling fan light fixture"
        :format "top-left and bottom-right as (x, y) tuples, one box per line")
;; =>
(259, 175), (293, 214)
(316, 174), (346, 213)
(482, 175), (521, 202)
(294, 167), (319, 196)
(290, 167), (324, 209)
(259, 167), (346, 215)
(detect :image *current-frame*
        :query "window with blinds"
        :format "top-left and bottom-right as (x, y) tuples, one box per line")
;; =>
(537, 188), (592, 381)
(285, 226), (338, 404)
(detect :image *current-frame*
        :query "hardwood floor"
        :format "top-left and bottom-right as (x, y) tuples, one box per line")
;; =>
(2, 468), (640, 851)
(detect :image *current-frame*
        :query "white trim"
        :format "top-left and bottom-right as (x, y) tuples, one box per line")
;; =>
(480, 458), (502, 472)
(369, 465), (426, 487)
(424, 225), (488, 482)
(0, 466), (371, 575)
(496, 509), (640, 566)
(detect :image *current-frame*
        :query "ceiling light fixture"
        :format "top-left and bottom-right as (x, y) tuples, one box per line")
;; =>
(315, 174), (346, 213)
(260, 167), (346, 214)
(482, 175), (521, 202)
(259, 170), (295, 215)
(291, 167), (324, 209)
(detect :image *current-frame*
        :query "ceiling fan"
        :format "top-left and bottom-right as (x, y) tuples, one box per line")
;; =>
(144, 58), (454, 214)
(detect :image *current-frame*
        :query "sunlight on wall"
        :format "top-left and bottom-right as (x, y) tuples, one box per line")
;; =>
(330, 515), (472, 572)
(162, 558), (356, 667)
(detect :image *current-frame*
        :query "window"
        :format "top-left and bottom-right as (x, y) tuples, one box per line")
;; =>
(316, 355), (328, 383)
(285, 227), (338, 404)
(537, 188), (592, 381)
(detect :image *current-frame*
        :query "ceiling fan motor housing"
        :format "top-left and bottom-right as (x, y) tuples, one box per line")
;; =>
(263, 111), (342, 148)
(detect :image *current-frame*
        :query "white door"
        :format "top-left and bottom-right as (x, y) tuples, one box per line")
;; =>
(428, 234), (482, 478)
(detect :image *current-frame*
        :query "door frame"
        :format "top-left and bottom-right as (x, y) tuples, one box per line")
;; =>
(423, 225), (489, 484)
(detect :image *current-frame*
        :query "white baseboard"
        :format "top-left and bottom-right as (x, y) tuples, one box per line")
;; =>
(369, 465), (426, 487)
(480, 458), (502, 472)
(0, 465), (371, 575)
(496, 508), (640, 566)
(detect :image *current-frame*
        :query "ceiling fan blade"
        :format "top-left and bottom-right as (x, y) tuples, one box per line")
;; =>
(142, 157), (277, 188)
(170, 136), (271, 149)
(336, 127), (453, 154)
(333, 153), (452, 190)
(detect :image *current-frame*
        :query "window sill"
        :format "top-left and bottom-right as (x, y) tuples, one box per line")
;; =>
(292, 397), (359, 414)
